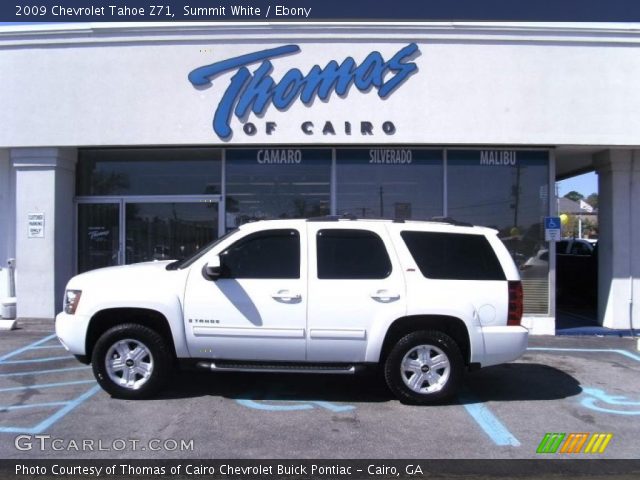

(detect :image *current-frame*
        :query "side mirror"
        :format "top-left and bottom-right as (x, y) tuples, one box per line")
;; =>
(202, 255), (222, 281)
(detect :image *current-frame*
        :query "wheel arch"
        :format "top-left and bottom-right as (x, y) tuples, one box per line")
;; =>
(85, 308), (178, 364)
(377, 315), (472, 366)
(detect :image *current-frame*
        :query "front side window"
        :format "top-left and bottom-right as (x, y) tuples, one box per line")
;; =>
(401, 231), (506, 281)
(317, 229), (392, 279)
(220, 229), (300, 279)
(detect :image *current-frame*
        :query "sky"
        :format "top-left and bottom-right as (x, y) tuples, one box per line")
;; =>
(557, 171), (598, 198)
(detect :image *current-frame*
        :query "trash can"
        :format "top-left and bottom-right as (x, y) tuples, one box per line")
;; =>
(0, 297), (16, 319)
(0, 259), (17, 328)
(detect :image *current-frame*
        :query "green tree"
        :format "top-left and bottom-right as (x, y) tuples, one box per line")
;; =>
(586, 192), (598, 209)
(564, 190), (584, 202)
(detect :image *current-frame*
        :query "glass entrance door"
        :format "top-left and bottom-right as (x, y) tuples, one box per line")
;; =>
(77, 198), (220, 273)
(77, 203), (120, 272)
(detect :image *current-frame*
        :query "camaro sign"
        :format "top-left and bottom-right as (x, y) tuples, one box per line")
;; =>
(188, 43), (419, 139)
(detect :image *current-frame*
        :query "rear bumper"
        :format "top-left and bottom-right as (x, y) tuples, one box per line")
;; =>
(479, 325), (528, 367)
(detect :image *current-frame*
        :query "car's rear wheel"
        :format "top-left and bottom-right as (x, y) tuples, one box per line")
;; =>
(92, 323), (171, 399)
(384, 330), (463, 404)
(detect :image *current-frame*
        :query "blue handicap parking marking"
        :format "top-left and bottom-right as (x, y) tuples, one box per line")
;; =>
(580, 388), (640, 416)
(0, 334), (100, 434)
(0, 334), (58, 362)
(528, 347), (640, 416)
(0, 356), (78, 364)
(459, 394), (521, 447)
(527, 347), (640, 363)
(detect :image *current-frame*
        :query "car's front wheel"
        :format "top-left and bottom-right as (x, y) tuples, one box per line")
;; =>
(384, 330), (463, 404)
(91, 323), (171, 399)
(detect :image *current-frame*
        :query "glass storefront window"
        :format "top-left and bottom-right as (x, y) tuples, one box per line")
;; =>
(76, 146), (552, 316)
(447, 150), (550, 314)
(77, 149), (222, 196)
(336, 149), (443, 220)
(125, 203), (217, 264)
(225, 148), (331, 228)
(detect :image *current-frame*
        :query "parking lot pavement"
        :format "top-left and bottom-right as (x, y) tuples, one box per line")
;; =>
(0, 322), (638, 459)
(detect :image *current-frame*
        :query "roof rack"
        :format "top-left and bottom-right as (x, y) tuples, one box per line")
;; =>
(306, 214), (358, 222)
(429, 216), (474, 227)
(306, 214), (408, 223)
(305, 215), (475, 225)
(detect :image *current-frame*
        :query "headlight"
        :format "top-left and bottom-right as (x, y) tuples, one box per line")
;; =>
(64, 290), (82, 314)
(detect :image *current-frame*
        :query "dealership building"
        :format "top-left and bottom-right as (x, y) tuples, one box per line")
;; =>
(0, 22), (638, 334)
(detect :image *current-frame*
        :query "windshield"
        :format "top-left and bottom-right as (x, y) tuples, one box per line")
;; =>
(165, 228), (239, 270)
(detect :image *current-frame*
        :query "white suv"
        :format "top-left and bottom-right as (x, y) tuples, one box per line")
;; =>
(56, 217), (528, 404)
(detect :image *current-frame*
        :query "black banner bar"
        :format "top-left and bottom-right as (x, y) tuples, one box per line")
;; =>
(3, 460), (640, 480)
(2, 1), (640, 23)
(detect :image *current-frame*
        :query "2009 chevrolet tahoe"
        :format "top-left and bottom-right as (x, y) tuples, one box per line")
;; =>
(56, 217), (528, 404)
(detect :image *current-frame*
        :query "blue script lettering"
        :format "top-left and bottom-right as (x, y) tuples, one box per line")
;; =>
(188, 44), (419, 138)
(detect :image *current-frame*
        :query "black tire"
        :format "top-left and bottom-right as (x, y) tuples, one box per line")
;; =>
(91, 323), (171, 399)
(384, 330), (463, 405)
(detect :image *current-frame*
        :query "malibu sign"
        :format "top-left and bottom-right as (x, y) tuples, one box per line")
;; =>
(188, 43), (419, 139)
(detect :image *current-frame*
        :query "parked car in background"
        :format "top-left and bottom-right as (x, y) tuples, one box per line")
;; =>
(519, 248), (549, 279)
(556, 238), (596, 256)
(557, 239), (598, 306)
(519, 238), (598, 307)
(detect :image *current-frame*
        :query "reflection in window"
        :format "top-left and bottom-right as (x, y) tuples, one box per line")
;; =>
(336, 149), (443, 220)
(447, 150), (549, 314)
(125, 203), (217, 264)
(220, 229), (300, 279)
(225, 149), (331, 229)
(77, 149), (222, 196)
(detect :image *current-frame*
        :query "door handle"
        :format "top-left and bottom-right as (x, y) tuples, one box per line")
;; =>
(370, 290), (400, 303)
(271, 290), (302, 302)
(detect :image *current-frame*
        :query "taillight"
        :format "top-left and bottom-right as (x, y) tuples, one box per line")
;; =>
(507, 281), (523, 326)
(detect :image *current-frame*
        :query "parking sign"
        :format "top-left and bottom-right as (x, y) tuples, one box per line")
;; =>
(545, 216), (561, 241)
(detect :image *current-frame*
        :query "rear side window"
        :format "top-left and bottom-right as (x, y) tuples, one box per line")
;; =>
(220, 229), (300, 279)
(401, 231), (505, 280)
(317, 229), (392, 279)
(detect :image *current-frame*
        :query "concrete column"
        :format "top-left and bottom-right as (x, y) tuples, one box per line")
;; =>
(594, 150), (640, 330)
(12, 148), (77, 319)
(0, 149), (16, 266)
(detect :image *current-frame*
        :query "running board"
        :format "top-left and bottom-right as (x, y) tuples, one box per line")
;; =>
(195, 360), (357, 375)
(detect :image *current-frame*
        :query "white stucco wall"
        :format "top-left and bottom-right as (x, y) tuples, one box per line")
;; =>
(0, 23), (639, 148)
(595, 150), (640, 330)
(12, 148), (76, 318)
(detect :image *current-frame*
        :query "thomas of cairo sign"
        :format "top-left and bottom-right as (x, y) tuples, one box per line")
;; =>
(188, 43), (419, 139)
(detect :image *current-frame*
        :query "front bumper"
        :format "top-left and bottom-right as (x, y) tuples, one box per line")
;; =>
(479, 325), (528, 367)
(55, 312), (91, 356)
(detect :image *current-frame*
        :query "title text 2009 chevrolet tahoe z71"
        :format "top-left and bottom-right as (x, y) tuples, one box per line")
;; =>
(56, 217), (527, 404)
